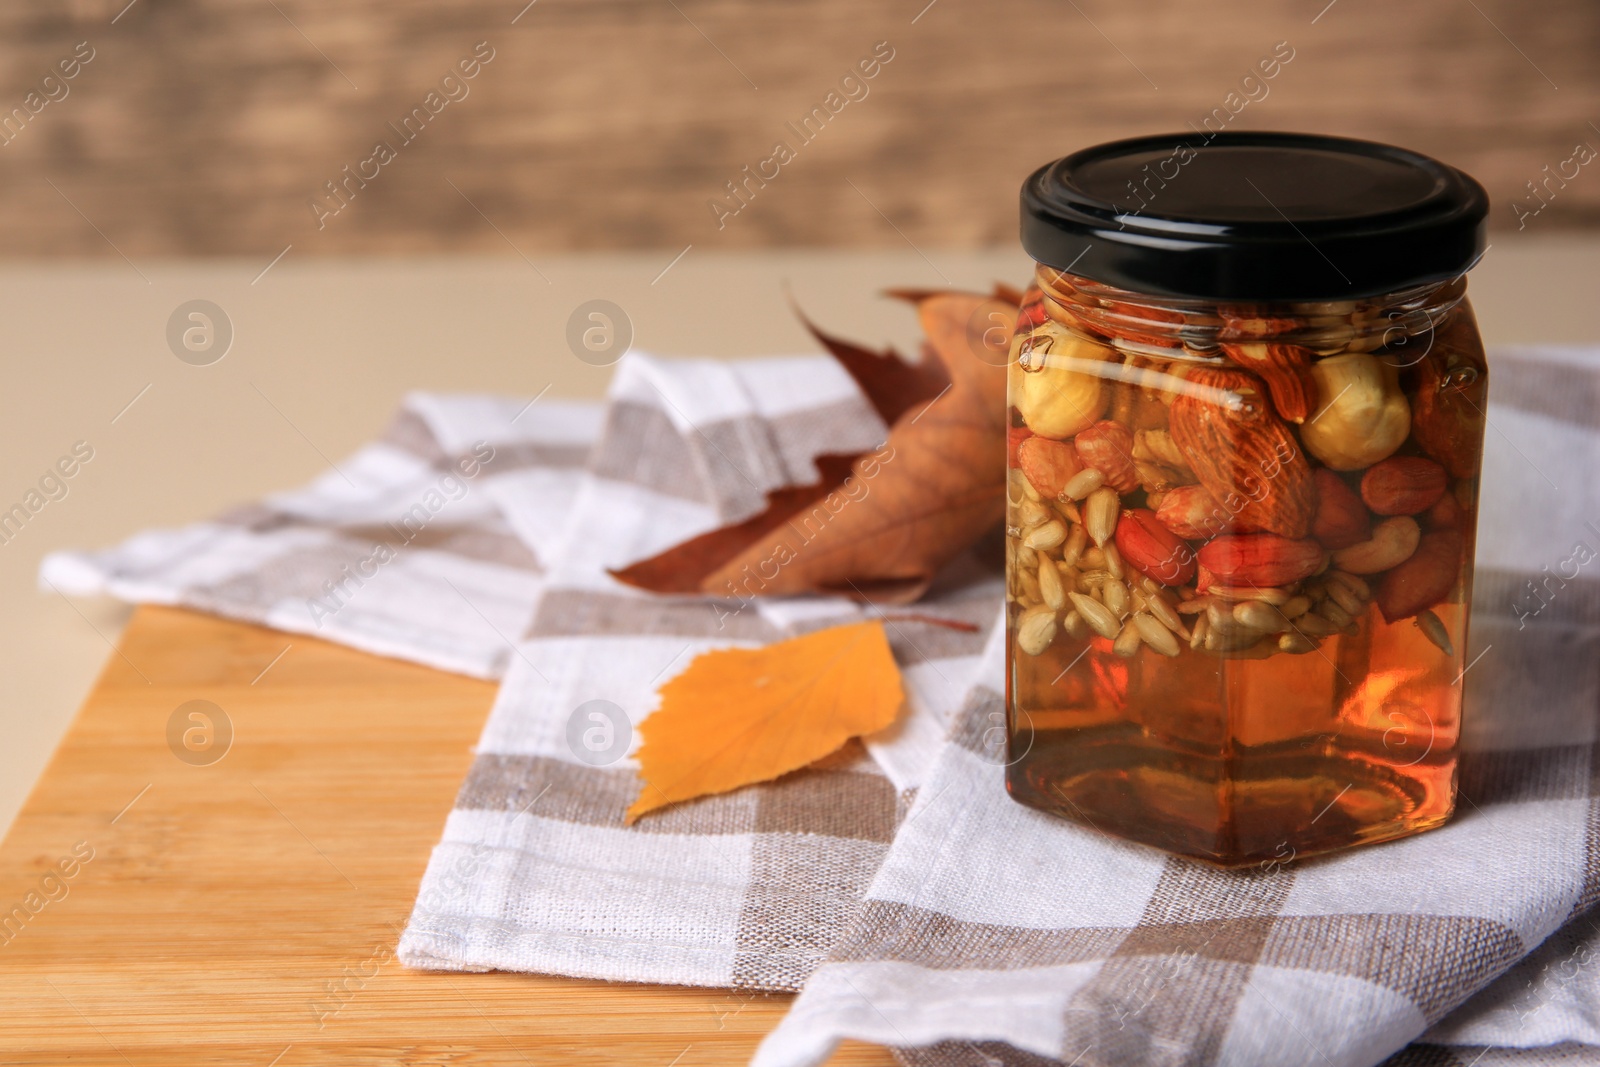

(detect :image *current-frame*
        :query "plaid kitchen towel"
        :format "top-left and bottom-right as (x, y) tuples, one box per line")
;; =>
(753, 344), (1600, 1067)
(40, 391), (599, 679)
(397, 351), (1002, 989)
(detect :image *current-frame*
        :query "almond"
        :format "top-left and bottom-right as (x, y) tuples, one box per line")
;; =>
(1074, 420), (1140, 494)
(1376, 529), (1464, 623)
(1017, 436), (1083, 500)
(1197, 534), (1327, 589)
(1221, 343), (1317, 423)
(1168, 366), (1315, 539)
(1310, 467), (1372, 550)
(1114, 508), (1197, 587)
(1332, 515), (1420, 575)
(1361, 456), (1447, 516)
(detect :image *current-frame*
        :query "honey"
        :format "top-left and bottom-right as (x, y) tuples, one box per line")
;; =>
(1006, 133), (1488, 864)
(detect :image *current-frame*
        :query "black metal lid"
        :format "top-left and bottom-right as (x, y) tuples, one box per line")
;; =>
(1020, 132), (1489, 301)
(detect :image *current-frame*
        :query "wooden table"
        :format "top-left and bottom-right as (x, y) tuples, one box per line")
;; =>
(0, 606), (893, 1066)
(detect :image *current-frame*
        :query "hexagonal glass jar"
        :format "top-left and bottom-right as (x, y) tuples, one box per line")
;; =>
(1004, 133), (1489, 865)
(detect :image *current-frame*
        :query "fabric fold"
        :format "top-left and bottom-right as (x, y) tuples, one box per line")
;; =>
(43, 344), (1600, 1067)
(754, 346), (1600, 1067)
(40, 393), (598, 679)
(396, 350), (999, 989)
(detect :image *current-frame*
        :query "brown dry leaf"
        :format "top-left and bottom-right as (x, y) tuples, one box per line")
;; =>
(627, 620), (904, 823)
(611, 289), (1015, 604)
(797, 308), (951, 427)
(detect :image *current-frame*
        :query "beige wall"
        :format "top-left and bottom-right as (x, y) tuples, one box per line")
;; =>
(0, 0), (1596, 260)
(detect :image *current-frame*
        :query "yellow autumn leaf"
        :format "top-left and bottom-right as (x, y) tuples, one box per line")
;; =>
(626, 620), (904, 823)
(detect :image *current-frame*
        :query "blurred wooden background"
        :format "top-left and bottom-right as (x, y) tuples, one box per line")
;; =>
(0, 0), (1596, 259)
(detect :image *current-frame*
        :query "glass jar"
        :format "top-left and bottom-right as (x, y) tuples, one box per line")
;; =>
(1004, 133), (1490, 865)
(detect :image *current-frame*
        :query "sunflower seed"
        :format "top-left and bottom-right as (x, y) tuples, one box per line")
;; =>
(1017, 606), (1058, 655)
(1206, 601), (1236, 631)
(1326, 581), (1363, 618)
(1062, 609), (1086, 638)
(1017, 499), (1051, 529)
(1278, 631), (1317, 654)
(1064, 468), (1105, 500)
(1233, 601), (1289, 634)
(1085, 487), (1120, 547)
(1142, 588), (1191, 639)
(1294, 612), (1342, 636)
(1280, 595), (1312, 619)
(1024, 520), (1067, 551)
(1205, 626), (1260, 652)
(1133, 612), (1181, 657)
(1103, 542), (1126, 581)
(1320, 602), (1352, 628)
(1069, 591), (1121, 640)
(1007, 472), (1028, 509)
(1415, 609), (1455, 655)
(1038, 557), (1066, 610)
(1208, 585), (1293, 605)
(1326, 569), (1370, 599)
(1190, 612), (1210, 649)
(1102, 577), (1131, 619)
(1061, 524), (1088, 567)
(1113, 620), (1143, 658)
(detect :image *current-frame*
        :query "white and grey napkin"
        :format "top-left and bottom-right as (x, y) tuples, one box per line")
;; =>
(45, 345), (1600, 1067)
(753, 345), (1600, 1067)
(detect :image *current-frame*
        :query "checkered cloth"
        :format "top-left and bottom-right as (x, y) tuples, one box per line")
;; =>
(753, 345), (1600, 1067)
(40, 392), (598, 679)
(396, 352), (999, 987)
(45, 344), (1600, 1066)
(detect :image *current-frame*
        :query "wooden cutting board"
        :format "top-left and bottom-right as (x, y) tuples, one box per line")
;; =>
(0, 605), (893, 1066)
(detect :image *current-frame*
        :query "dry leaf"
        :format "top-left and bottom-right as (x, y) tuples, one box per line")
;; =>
(798, 309), (950, 427)
(627, 620), (904, 823)
(611, 288), (1016, 604)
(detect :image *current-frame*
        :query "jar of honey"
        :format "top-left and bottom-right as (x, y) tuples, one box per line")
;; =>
(1004, 132), (1489, 865)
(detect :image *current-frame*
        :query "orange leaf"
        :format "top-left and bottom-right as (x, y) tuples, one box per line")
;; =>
(626, 620), (904, 823)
